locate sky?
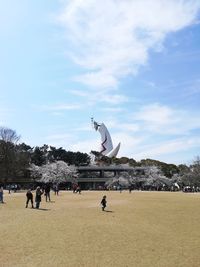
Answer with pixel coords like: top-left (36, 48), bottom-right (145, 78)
top-left (0, 0), bottom-right (200, 165)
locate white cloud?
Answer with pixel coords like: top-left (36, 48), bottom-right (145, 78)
top-left (69, 89), bottom-right (88, 97)
top-left (99, 93), bottom-right (129, 104)
top-left (44, 132), bottom-right (77, 149)
top-left (134, 103), bottom-right (200, 135)
top-left (46, 133), bottom-right (73, 141)
top-left (75, 71), bottom-right (118, 88)
top-left (70, 138), bottom-right (99, 153)
top-left (133, 136), bottom-right (200, 160)
top-left (184, 78), bottom-right (200, 96)
top-left (135, 103), bottom-right (174, 124)
top-left (119, 123), bottom-right (140, 132)
top-left (42, 103), bottom-right (82, 111)
top-left (100, 107), bottom-right (124, 113)
top-left (58, 0), bottom-right (200, 88)
top-left (70, 89), bottom-right (129, 105)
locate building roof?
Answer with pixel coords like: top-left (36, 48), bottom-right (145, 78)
top-left (77, 166), bottom-right (147, 172)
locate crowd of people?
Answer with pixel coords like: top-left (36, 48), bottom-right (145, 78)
top-left (0, 183), bottom-right (59, 209)
top-left (0, 184), bottom-right (110, 212)
top-left (26, 184), bottom-right (57, 209)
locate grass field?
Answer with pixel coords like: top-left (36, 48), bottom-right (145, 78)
top-left (0, 190), bottom-right (200, 267)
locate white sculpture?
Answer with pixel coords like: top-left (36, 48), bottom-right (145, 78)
top-left (92, 118), bottom-right (120, 158)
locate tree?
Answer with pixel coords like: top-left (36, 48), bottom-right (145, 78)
top-left (0, 141), bottom-right (32, 183)
top-left (15, 143), bottom-right (32, 179)
top-left (181, 156), bottom-right (200, 188)
top-left (143, 166), bottom-right (173, 189)
top-left (0, 127), bottom-right (20, 143)
top-left (31, 146), bottom-right (47, 166)
top-left (139, 158), bottom-right (179, 178)
top-left (0, 140), bottom-right (15, 182)
top-left (30, 161), bottom-right (78, 184)
top-left (0, 127), bottom-right (21, 183)
top-left (105, 166), bottom-right (173, 190)
top-left (31, 145), bottom-right (91, 166)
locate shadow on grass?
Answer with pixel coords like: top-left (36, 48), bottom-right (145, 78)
top-left (35, 208), bottom-right (50, 211)
top-left (104, 210), bottom-right (114, 213)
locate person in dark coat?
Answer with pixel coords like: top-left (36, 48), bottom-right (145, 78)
top-left (55, 184), bottom-right (59, 196)
top-left (72, 184), bottom-right (77, 193)
top-left (44, 184), bottom-right (51, 202)
top-left (26, 189), bottom-right (34, 208)
top-left (101, 195), bottom-right (107, 211)
top-left (0, 186), bottom-right (4, 203)
top-left (76, 186), bottom-right (81, 194)
top-left (129, 185), bottom-right (133, 193)
top-left (35, 187), bottom-right (43, 209)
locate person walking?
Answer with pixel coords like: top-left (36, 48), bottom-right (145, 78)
top-left (0, 186), bottom-right (4, 203)
top-left (35, 187), bottom-right (43, 209)
top-left (26, 189), bottom-right (34, 208)
top-left (101, 195), bottom-right (107, 211)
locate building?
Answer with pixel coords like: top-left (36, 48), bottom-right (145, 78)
top-left (77, 166), bottom-right (146, 189)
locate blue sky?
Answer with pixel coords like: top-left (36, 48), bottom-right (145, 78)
top-left (0, 0), bottom-right (200, 165)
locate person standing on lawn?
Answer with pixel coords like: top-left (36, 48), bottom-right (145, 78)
top-left (35, 186), bottom-right (43, 209)
top-left (26, 189), bottom-right (34, 208)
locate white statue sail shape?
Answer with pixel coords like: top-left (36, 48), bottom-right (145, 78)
top-left (92, 119), bottom-right (120, 157)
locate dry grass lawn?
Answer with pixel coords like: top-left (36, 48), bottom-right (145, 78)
top-left (0, 190), bottom-right (200, 267)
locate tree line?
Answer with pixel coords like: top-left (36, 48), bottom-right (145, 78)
top-left (0, 126), bottom-right (199, 188)
top-left (0, 127), bottom-right (90, 183)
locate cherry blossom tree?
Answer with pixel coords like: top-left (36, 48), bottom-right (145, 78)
top-left (105, 166), bottom-right (173, 190)
top-left (30, 160), bottom-right (78, 184)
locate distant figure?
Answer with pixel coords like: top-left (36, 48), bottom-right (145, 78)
top-left (72, 184), bottom-right (77, 193)
top-left (14, 184), bottom-right (17, 193)
top-left (0, 186), bottom-right (4, 203)
top-left (8, 184), bottom-right (11, 194)
top-left (129, 185), bottom-right (132, 193)
top-left (101, 195), bottom-right (107, 211)
top-left (44, 184), bottom-right (51, 202)
top-left (118, 185), bottom-right (122, 193)
top-left (55, 184), bottom-right (59, 196)
top-left (26, 189), bottom-right (34, 208)
top-left (35, 187), bottom-right (43, 209)
top-left (76, 186), bottom-right (81, 194)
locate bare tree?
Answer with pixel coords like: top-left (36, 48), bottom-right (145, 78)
top-left (0, 127), bottom-right (20, 143)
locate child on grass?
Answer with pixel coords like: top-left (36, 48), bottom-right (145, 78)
top-left (101, 195), bottom-right (107, 211)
